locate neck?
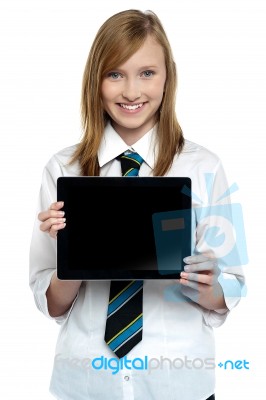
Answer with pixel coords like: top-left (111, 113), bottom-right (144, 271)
top-left (111, 121), bottom-right (156, 146)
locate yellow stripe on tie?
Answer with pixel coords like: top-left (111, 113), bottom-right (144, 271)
top-left (109, 281), bottom-right (135, 304)
top-left (124, 168), bottom-right (134, 176)
top-left (106, 313), bottom-right (143, 345)
top-left (121, 155), bottom-right (142, 166)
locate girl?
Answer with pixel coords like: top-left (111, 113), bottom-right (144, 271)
top-left (30, 9), bottom-right (244, 400)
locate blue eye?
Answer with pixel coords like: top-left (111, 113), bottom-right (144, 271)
top-left (142, 70), bottom-right (154, 78)
top-left (108, 72), bottom-right (121, 79)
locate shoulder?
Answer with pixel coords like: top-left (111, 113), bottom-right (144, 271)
top-left (172, 139), bottom-right (229, 204)
top-left (51, 144), bottom-right (79, 166)
top-left (168, 138), bottom-right (224, 180)
top-left (181, 138), bottom-right (222, 168)
top-left (183, 139), bottom-right (220, 159)
top-left (44, 144), bottom-right (81, 176)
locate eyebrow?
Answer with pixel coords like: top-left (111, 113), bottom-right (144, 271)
top-left (138, 66), bottom-right (159, 70)
top-left (111, 65), bottom-right (159, 72)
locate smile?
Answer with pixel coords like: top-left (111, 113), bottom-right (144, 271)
top-left (119, 103), bottom-right (144, 110)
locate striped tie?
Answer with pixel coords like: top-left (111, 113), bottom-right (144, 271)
top-left (117, 152), bottom-right (144, 176)
top-left (104, 152), bottom-right (144, 358)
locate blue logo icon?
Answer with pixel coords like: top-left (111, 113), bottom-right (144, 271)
top-left (192, 202), bottom-right (248, 267)
top-left (162, 173), bottom-right (248, 301)
top-left (185, 173), bottom-right (248, 268)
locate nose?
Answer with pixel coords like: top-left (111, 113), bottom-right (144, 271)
top-left (122, 78), bottom-right (141, 102)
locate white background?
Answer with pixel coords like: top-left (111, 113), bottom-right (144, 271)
top-left (0, 0), bottom-right (265, 398)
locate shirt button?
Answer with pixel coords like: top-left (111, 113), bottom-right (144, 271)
top-left (124, 375), bottom-right (130, 381)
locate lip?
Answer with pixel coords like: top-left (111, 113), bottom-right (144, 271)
top-left (116, 102), bottom-right (147, 114)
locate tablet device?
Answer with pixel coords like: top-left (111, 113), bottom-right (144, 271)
top-left (57, 177), bottom-right (191, 280)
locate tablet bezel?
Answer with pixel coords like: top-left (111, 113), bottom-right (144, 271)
top-left (57, 176), bottom-right (191, 280)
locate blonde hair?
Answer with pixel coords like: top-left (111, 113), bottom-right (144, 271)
top-left (71, 9), bottom-right (184, 176)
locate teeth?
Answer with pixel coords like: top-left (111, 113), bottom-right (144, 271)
top-left (120, 103), bottom-right (143, 110)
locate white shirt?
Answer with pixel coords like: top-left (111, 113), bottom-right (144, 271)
top-left (29, 123), bottom-right (245, 400)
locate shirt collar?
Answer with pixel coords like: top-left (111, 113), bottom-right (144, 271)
top-left (98, 121), bottom-right (157, 169)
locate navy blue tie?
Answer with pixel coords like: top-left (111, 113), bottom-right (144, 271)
top-left (104, 152), bottom-right (144, 358)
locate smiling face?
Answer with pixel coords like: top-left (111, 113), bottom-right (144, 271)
top-left (101, 35), bottom-right (166, 145)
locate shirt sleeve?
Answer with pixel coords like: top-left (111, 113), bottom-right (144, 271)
top-left (193, 158), bottom-right (246, 328)
top-left (29, 156), bottom-right (79, 324)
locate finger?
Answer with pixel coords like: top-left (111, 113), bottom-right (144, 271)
top-left (50, 201), bottom-right (64, 211)
top-left (49, 222), bottom-right (66, 239)
top-left (184, 260), bottom-right (218, 273)
top-left (38, 209), bottom-right (65, 222)
top-left (179, 278), bottom-right (203, 291)
top-left (183, 255), bottom-right (211, 264)
top-left (180, 271), bottom-right (215, 285)
top-left (40, 217), bottom-right (66, 232)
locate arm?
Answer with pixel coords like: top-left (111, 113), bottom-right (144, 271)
top-left (38, 201), bottom-right (82, 318)
top-left (29, 153), bottom-right (82, 323)
top-left (46, 272), bottom-right (82, 317)
top-left (179, 158), bottom-right (245, 323)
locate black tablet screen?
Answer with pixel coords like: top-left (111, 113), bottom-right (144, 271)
top-left (57, 177), bottom-right (191, 280)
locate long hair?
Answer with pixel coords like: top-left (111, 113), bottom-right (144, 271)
top-left (71, 9), bottom-right (184, 176)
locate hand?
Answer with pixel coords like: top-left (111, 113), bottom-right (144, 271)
top-left (38, 201), bottom-right (66, 239)
top-left (178, 254), bottom-right (228, 311)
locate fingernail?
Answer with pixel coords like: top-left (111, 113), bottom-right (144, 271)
top-left (58, 211), bottom-right (65, 216)
top-left (184, 266), bottom-right (190, 272)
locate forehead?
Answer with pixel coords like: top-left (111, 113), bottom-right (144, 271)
top-left (117, 36), bottom-right (165, 69)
